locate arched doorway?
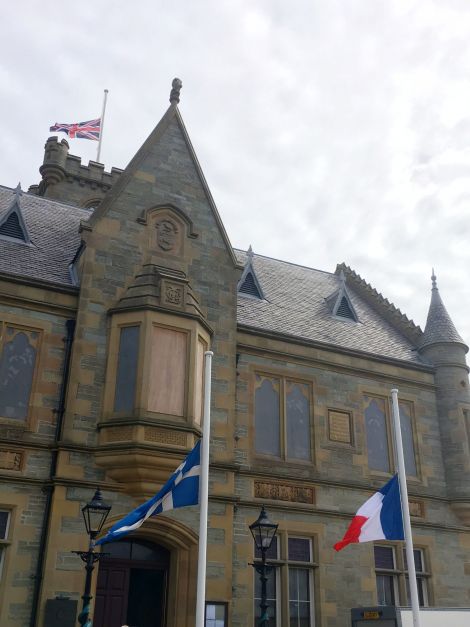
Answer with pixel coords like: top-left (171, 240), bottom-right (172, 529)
top-left (94, 539), bottom-right (170, 627)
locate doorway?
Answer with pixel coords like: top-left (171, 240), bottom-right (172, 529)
top-left (94, 539), bottom-right (169, 627)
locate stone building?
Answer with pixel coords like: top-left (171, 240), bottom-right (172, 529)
top-left (0, 80), bottom-right (468, 627)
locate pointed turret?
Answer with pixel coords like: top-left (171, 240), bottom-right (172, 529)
top-left (418, 270), bottom-right (467, 350)
top-left (418, 271), bottom-right (470, 526)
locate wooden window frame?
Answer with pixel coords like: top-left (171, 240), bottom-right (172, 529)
top-left (205, 601), bottom-right (228, 626)
top-left (253, 533), bottom-right (318, 627)
top-left (253, 372), bottom-right (314, 464)
top-left (374, 544), bottom-right (431, 607)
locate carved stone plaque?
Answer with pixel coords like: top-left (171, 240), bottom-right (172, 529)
top-left (254, 480), bottom-right (315, 504)
top-left (161, 281), bottom-right (184, 307)
top-left (409, 500), bottom-right (424, 518)
top-left (156, 219), bottom-right (178, 252)
top-left (0, 449), bottom-right (22, 470)
top-left (328, 410), bottom-right (352, 444)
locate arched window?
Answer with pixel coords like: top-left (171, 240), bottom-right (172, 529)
top-left (0, 328), bottom-right (38, 420)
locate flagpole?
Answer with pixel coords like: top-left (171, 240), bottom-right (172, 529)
top-left (96, 89), bottom-right (108, 163)
top-left (195, 351), bottom-right (213, 627)
top-left (391, 389), bottom-right (421, 627)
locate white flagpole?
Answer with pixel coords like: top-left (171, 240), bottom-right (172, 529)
top-left (391, 389), bottom-right (421, 627)
top-left (96, 89), bottom-right (108, 163)
top-left (195, 351), bottom-right (213, 627)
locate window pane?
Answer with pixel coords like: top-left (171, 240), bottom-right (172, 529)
top-left (374, 546), bottom-right (395, 570)
top-left (206, 602), bottom-right (226, 626)
top-left (403, 548), bottom-right (424, 573)
top-left (289, 568), bottom-right (311, 627)
top-left (288, 538), bottom-right (311, 562)
top-left (286, 382), bottom-right (311, 460)
top-left (114, 326), bottom-right (139, 412)
top-left (255, 376), bottom-right (280, 456)
top-left (376, 574), bottom-right (396, 606)
top-left (0, 512), bottom-right (9, 539)
top-left (406, 576), bottom-right (427, 606)
top-left (364, 396), bottom-right (390, 472)
top-left (0, 329), bottom-right (37, 420)
top-left (399, 402), bottom-right (417, 476)
top-left (148, 327), bottom-right (187, 416)
top-left (255, 536), bottom-right (278, 561)
top-left (254, 568), bottom-right (277, 627)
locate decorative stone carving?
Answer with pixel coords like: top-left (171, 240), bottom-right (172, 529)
top-left (156, 219), bottom-right (179, 252)
top-left (162, 281), bottom-right (184, 307)
top-left (254, 480), bottom-right (315, 504)
top-left (144, 427), bottom-right (187, 446)
top-left (0, 449), bottom-right (22, 470)
top-left (105, 426), bottom-right (133, 442)
top-left (328, 410), bottom-right (352, 444)
top-left (409, 500), bottom-right (424, 518)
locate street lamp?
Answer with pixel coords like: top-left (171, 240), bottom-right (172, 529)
top-left (73, 488), bottom-right (111, 627)
top-left (249, 506), bottom-right (278, 627)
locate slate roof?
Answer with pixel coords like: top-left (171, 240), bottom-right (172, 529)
top-left (0, 185), bottom-right (88, 287)
top-left (418, 280), bottom-right (466, 349)
top-left (235, 250), bottom-right (425, 365)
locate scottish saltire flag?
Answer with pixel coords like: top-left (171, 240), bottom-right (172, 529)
top-left (49, 118), bottom-right (101, 141)
top-left (96, 440), bottom-right (201, 545)
top-left (334, 474), bottom-right (404, 551)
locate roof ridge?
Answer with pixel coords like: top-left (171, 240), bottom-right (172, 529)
top-left (234, 248), bottom-right (335, 276)
top-left (336, 262), bottom-right (423, 345)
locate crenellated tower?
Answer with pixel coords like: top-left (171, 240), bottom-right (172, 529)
top-left (418, 271), bottom-right (470, 524)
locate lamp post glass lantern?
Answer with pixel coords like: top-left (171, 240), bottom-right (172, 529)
top-left (250, 506), bottom-right (278, 627)
top-left (73, 488), bottom-right (111, 627)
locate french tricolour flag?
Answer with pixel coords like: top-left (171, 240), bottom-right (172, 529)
top-left (334, 474), bottom-right (404, 551)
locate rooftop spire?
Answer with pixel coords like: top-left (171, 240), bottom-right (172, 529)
top-left (169, 78), bottom-right (183, 104)
top-left (418, 271), bottom-right (467, 350)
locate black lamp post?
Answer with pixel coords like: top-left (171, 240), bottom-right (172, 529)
top-left (73, 488), bottom-right (111, 627)
top-left (249, 506), bottom-right (278, 627)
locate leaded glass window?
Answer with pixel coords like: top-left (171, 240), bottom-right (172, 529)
top-left (364, 396), bottom-right (390, 472)
top-left (255, 375), bottom-right (312, 461)
top-left (399, 401), bottom-right (417, 477)
top-left (114, 325), bottom-right (140, 412)
top-left (0, 326), bottom-right (39, 420)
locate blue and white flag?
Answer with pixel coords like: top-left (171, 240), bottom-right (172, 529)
top-left (96, 440), bottom-right (201, 545)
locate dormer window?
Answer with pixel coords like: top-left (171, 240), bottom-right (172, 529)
top-left (238, 246), bottom-right (264, 300)
top-left (0, 184), bottom-right (31, 244)
top-left (326, 271), bottom-right (358, 322)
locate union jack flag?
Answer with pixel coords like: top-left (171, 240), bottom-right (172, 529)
top-left (49, 118), bottom-right (101, 141)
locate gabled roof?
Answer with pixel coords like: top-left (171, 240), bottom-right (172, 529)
top-left (236, 250), bottom-right (426, 365)
top-left (238, 246), bottom-right (264, 299)
top-left (0, 185), bottom-right (89, 287)
top-left (325, 270), bottom-right (358, 321)
top-left (418, 272), bottom-right (467, 350)
top-left (86, 92), bottom-right (242, 270)
top-left (0, 184), bottom-right (31, 244)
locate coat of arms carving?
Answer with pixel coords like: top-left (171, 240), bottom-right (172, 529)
top-left (156, 219), bottom-right (178, 251)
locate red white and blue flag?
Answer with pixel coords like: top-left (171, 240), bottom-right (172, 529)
top-left (49, 118), bottom-right (101, 141)
top-left (334, 474), bottom-right (404, 551)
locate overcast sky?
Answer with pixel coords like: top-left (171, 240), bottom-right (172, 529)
top-left (2, 0), bottom-right (470, 344)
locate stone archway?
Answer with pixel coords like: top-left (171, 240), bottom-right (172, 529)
top-left (96, 515), bottom-right (199, 627)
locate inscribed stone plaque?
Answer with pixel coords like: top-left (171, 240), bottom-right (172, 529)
top-left (328, 410), bottom-right (352, 444)
top-left (0, 449), bottom-right (22, 470)
top-left (254, 480), bottom-right (315, 504)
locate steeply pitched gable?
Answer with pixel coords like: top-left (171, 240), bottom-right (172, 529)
top-left (0, 184), bottom-right (31, 244)
top-left (238, 246), bottom-right (264, 299)
top-left (325, 271), bottom-right (358, 321)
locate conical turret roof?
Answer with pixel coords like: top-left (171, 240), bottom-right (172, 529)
top-left (418, 271), bottom-right (467, 350)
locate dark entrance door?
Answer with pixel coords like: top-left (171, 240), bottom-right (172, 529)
top-left (94, 539), bottom-right (170, 627)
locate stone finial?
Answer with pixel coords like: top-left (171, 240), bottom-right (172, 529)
top-left (431, 268), bottom-right (437, 290)
top-left (14, 182), bottom-right (22, 199)
top-left (169, 78), bottom-right (183, 104)
top-left (247, 245), bottom-right (254, 260)
top-left (339, 269), bottom-right (346, 285)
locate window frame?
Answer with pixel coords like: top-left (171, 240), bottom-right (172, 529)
top-left (0, 510), bottom-right (11, 581)
top-left (204, 601), bottom-right (228, 627)
top-left (374, 544), bottom-right (431, 608)
top-left (253, 532), bottom-right (317, 627)
top-left (253, 371), bottom-right (314, 464)
top-left (363, 393), bottom-right (420, 480)
top-left (0, 321), bottom-right (42, 425)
